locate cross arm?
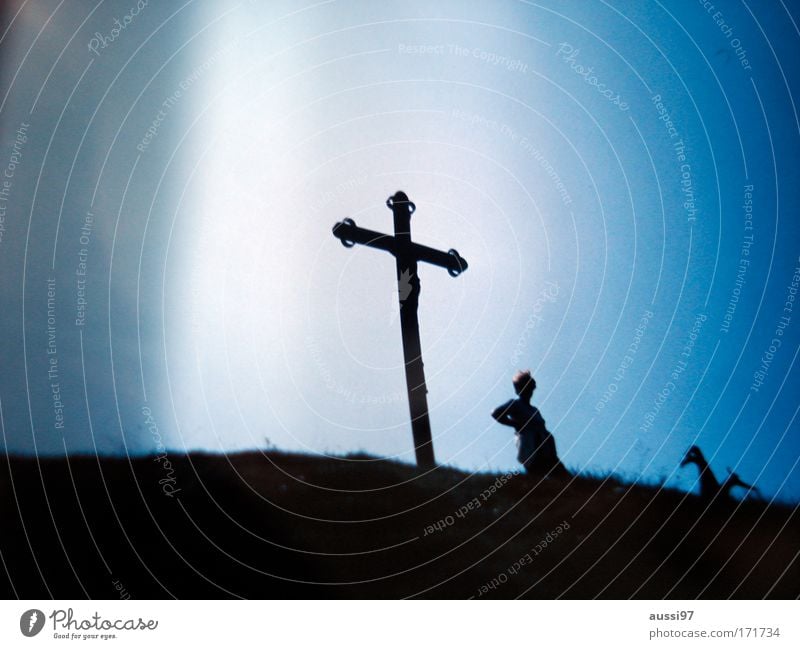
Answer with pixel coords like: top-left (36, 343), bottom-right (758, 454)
top-left (332, 219), bottom-right (397, 255)
top-left (407, 242), bottom-right (468, 277)
top-left (332, 217), bottom-right (468, 276)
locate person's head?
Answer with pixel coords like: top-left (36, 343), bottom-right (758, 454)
top-left (681, 445), bottom-right (702, 467)
top-left (512, 370), bottom-right (536, 400)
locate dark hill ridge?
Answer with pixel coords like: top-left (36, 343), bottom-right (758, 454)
top-left (0, 451), bottom-right (797, 598)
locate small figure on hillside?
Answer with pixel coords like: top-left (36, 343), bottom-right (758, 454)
top-left (680, 446), bottom-right (720, 499)
top-left (680, 445), bottom-right (762, 501)
top-left (722, 468), bottom-right (762, 500)
top-left (491, 371), bottom-right (568, 477)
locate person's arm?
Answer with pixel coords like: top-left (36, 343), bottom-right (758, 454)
top-left (491, 400), bottom-right (515, 426)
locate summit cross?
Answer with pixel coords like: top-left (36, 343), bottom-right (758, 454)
top-left (332, 191), bottom-right (468, 469)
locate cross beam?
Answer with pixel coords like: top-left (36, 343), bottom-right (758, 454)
top-left (332, 191), bottom-right (467, 469)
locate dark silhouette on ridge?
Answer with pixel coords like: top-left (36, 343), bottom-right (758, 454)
top-left (492, 371), bottom-right (568, 477)
top-left (681, 446), bottom-right (721, 498)
top-left (722, 468), bottom-right (762, 500)
top-left (680, 445), bottom-right (760, 501)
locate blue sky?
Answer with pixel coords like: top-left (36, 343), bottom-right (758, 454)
top-left (1, 0), bottom-right (798, 501)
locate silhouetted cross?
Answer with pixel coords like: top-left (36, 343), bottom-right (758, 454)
top-left (332, 191), bottom-right (468, 469)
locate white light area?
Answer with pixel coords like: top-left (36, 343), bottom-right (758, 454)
top-left (160, 3), bottom-right (581, 466)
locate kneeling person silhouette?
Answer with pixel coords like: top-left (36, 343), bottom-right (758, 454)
top-left (492, 371), bottom-right (568, 477)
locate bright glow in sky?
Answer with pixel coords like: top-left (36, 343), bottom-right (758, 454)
top-left (1, 1), bottom-right (798, 501)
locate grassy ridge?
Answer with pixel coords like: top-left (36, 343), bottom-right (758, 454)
top-left (0, 451), bottom-right (797, 598)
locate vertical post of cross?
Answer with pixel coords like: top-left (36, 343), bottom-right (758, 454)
top-left (389, 192), bottom-right (435, 469)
